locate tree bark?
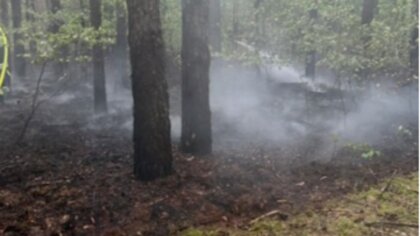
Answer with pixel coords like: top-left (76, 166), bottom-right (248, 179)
top-left (209, 0), bottom-right (222, 52)
top-left (232, 0), bottom-right (239, 50)
top-left (361, 0), bottom-right (378, 25)
top-left (115, 0), bottom-right (129, 87)
top-left (79, 0), bottom-right (87, 27)
top-left (254, 0), bottom-right (265, 48)
top-left (90, 0), bottom-right (107, 113)
top-left (49, 0), bottom-right (62, 33)
top-left (126, 0), bottom-right (173, 181)
top-left (305, 8), bottom-right (318, 80)
top-left (410, 0), bottom-right (418, 77)
top-left (360, 0), bottom-right (377, 80)
top-left (11, 0), bottom-right (26, 79)
top-left (25, 0), bottom-right (37, 58)
top-left (181, 0), bottom-right (212, 155)
top-left (361, 0), bottom-right (377, 47)
top-left (48, 0), bottom-right (69, 78)
top-left (1, 0), bottom-right (9, 28)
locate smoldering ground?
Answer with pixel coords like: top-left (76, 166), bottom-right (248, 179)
top-left (4, 57), bottom-right (417, 166)
top-left (207, 58), bottom-right (418, 163)
top-left (95, 57), bottom-right (418, 163)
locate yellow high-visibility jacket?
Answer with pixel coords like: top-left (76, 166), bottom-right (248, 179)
top-left (0, 25), bottom-right (9, 96)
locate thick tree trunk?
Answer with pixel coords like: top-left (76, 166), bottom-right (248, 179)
top-left (90, 0), bottom-right (107, 113)
top-left (410, 0), bottom-right (418, 77)
top-left (11, 0), bottom-right (26, 79)
top-left (181, 0), bottom-right (212, 155)
top-left (209, 0), bottom-right (222, 52)
top-left (305, 8), bottom-right (318, 80)
top-left (126, 0), bottom-right (173, 181)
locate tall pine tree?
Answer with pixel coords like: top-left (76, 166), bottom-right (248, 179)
top-left (126, 0), bottom-right (173, 181)
top-left (181, 0), bottom-right (212, 155)
top-left (90, 0), bottom-right (108, 113)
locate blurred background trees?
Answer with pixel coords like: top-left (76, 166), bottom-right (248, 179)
top-left (0, 0), bottom-right (416, 83)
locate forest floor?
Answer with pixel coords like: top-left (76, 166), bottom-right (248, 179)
top-left (181, 173), bottom-right (418, 236)
top-left (0, 75), bottom-right (418, 236)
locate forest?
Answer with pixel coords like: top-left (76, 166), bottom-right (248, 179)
top-left (0, 0), bottom-right (418, 235)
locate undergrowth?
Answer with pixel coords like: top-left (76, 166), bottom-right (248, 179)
top-left (180, 173), bottom-right (419, 236)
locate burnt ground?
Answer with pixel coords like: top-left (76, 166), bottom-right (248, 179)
top-left (0, 72), bottom-right (418, 236)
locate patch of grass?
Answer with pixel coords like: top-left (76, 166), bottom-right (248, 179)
top-left (179, 173), bottom-right (418, 236)
top-left (250, 220), bottom-right (283, 234)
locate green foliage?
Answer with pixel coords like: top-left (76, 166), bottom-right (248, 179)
top-left (361, 148), bottom-right (382, 160)
top-left (161, 0), bottom-right (182, 54)
top-left (18, 0), bottom-right (117, 64)
top-left (181, 228), bottom-right (220, 236)
top-left (345, 143), bottom-right (381, 160)
top-left (210, 0), bottom-right (416, 81)
top-left (397, 125), bottom-right (413, 138)
top-left (250, 220), bottom-right (284, 234)
top-left (12, 0), bottom-right (417, 82)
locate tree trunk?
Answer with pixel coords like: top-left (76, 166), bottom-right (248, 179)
top-left (361, 0), bottom-right (377, 47)
top-left (305, 8), bottom-right (318, 80)
top-left (360, 0), bottom-right (377, 80)
top-left (361, 0), bottom-right (378, 25)
top-left (48, 0), bottom-right (69, 78)
top-left (232, 0), bottom-right (239, 50)
top-left (115, 1), bottom-right (129, 87)
top-left (77, 0), bottom-right (88, 82)
top-left (126, 0), bottom-right (173, 181)
top-left (181, 0), bottom-right (212, 155)
top-left (11, 0), bottom-right (26, 79)
top-left (34, 0), bottom-right (47, 12)
top-left (90, 0), bottom-right (107, 113)
top-left (79, 0), bottom-right (87, 27)
top-left (25, 0), bottom-right (37, 60)
top-left (1, 0), bottom-right (9, 28)
top-left (49, 0), bottom-right (62, 33)
top-left (254, 0), bottom-right (265, 48)
top-left (209, 0), bottom-right (222, 52)
top-left (410, 0), bottom-right (418, 77)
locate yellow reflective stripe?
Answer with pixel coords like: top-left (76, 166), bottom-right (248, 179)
top-left (0, 25), bottom-right (9, 89)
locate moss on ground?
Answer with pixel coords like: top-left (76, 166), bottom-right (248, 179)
top-left (180, 173), bottom-right (418, 236)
